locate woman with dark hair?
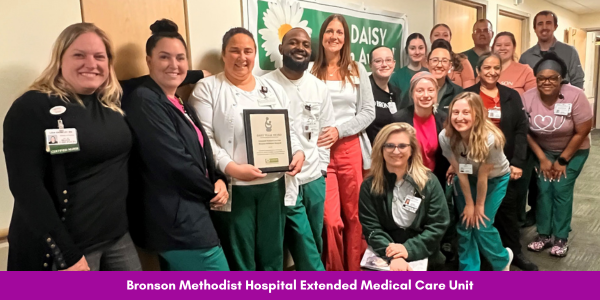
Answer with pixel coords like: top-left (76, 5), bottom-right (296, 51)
top-left (310, 14), bottom-right (375, 271)
top-left (190, 27), bottom-right (304, 270)
top-left (429, 24), bottom-right (475, 88)
top-left (123, 19), bottom-right (229, 270)
top-left (493, 32), bottom-right (536, 97)
top-left (359, 123), bottom-right (449, 271)
top-left (524, 53), bottom-right (592, 257)
top-left (390, 33), bottom-right (428, 104)
top-left (427, 39), bottom-right (463, 114)
top-left (464, 52), bottom-right (537, 271)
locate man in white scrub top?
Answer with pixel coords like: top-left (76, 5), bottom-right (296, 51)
top-left (264, 28), bottom-right (335, 271)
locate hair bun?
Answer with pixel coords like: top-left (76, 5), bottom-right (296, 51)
top-left (150, 19), bottom-right (178, 35)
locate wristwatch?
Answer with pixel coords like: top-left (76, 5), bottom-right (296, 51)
top-left (557, 157), bottom-right (569, 166)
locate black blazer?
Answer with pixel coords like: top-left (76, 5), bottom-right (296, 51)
top-left (122, 77), bottom-right (226, 252)
top-left (464, 82), bottom-right (528, 168)
top-left (396, 106), bottom-right (449, 190)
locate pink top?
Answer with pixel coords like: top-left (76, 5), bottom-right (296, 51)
top-left (449, 58), bottom-right (475, 88)
top-left (168, 96), bottom-right (204, 147)
top-left (413, 113), bottom-right (438, 170)
top-left (522, 84), bottom-right (592, 151)
top-left (498, 62), bottom-right (536, 98)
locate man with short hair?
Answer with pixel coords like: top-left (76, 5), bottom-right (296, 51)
top-left (520, 10), bottom-right (584, 88)
top-left (263, 28), bottom-right (335, 271)
top-left (462, 19), bottom-right (494, 76)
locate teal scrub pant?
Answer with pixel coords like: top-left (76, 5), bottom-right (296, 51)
top-left (455, 173), bottom-right (510, 271)
top-left (535, 149), bottom-right (589, 240)
top-left (285, 177), bottom-right (326, 271)
top-left (158, 246), bottom-right (229, 271)
top-left (212, 177), bottom-right (285, 271)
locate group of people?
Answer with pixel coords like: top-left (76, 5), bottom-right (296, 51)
top-left (3, 9), bottom-right (591, 272)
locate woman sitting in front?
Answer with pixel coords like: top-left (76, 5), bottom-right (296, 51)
top-left (439, 92), bottom-right (513, 271)
top-left (359, 123), bottom-right (449, 271)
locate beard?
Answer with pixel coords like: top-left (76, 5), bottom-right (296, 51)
top-left (282, 52), bottom-right (310, 72)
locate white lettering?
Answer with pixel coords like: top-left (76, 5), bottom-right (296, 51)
top-left (372, 28), bottom-right (380, 45)
top-left (351, 24), bottom-right (360, 43)
top-left (380, 28), bottom-right (387, 45)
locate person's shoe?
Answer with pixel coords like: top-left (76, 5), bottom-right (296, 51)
top-left (511, 252), bottom-right (539, 271)
top-left (550, 239), bottom-right (568, 257)
top-left (528, 235), bottom-right (552, 252)
top-left (502, 247), bottom-right (513, 271)
top-left (522, 211), bottom-right (536, 228)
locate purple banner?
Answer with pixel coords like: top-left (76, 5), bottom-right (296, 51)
top-left (1, 271), bottom-right (597, 299)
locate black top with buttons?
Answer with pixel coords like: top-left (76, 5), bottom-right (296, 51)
top-left (3, 91), bottom-right (131, 270)
top-left (366, 74), bottom-right (403, 144)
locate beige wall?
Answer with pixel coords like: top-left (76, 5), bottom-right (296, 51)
top-left (0, 0), bottom-right (82, 230)
top-left (579, 13), bottom-right (600, 30)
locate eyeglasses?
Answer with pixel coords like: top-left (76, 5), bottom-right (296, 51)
top-left (428, 58), bottom-right (451, 66)
top-left (536, 75), bottom-right (561, 84)
top-left (473, 29), bottom-right (492, 34)
top-left (383, 143), bottom-right (411, 152)
top-left (372, 58), bottom-right (395, 66)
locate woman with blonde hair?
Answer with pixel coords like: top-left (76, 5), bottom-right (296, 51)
top-left (439, 92), bottom-right (513, 271)
top-left (3, 23), bottom-right (141, 270)
top-left (359, 123), bottom-right (449, 271)
top-left (310, 14), bottom-right (375, 271)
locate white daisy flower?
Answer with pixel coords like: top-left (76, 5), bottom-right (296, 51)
top-left (258, 0), bottom-right (312, 68)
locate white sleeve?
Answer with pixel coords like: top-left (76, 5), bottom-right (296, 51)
top-left (337, 63), bottom-right (375, 138)
top-left (318, 88), bottom-right (336, 172)
top-left (189, 79), bottom-right (234, 173)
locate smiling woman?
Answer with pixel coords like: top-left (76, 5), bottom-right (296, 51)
top-left (3, 23), bottom-right (140, 271)
top-left (121, 19), bottom-right (230, 271)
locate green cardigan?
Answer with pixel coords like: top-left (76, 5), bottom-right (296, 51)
top-left (359, 170), bottom-right (450, 270)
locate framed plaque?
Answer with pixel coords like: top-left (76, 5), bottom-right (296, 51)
top-left (243, 109), bottom-right (292, 173)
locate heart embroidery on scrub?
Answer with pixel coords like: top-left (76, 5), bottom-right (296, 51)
top-left (532, 114), bottom-right (565, 132)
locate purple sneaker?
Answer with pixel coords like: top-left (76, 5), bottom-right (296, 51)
top-left (527, 235), bottom-right (552, 252)
top-left (550, 239), bottom-right (568, 257)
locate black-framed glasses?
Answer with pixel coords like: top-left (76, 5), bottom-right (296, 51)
top-left (383, 143), bottom-right (410, 152)
top-left (536, 75), bottom-right (561, 84)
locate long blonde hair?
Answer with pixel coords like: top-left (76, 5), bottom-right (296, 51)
top-left (310, 14), bottom-right (358, 87)
top-left (29, 23), bottom-right (123, 113)
top-left (444, 92), bottom-right (505, 163)
top-left (370, 123), bottom-right (430, 195)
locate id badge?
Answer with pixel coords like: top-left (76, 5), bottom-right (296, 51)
top-left (303, 119), bottom-right (319, 134)
top-left (459, 164), bottom-right (473, 174)
top-left (211, 183), bottom-right (232, 212)
top-left (388, 102), bottom-right (398, 114)
top-left (488, 107), bottom-right (501, 119)
top-left (257, 96), bottom-right (277, 107)
top-left (402, 195), bottom-right (422, 213)
top-left (554, 103), bottom-right (572, 116)
top-left (45, 128), bottom-right (80, 155)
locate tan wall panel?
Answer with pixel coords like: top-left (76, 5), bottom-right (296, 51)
top-left (81, 0), bottom-right (188, 80)
top-left (568, 28), bottom-right (587, 67)
top-left (498, 14), bottom-right (523, 57)
top-left (436, 1), bottom-right (478, 53)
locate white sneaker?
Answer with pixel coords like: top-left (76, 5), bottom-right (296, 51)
top-left (503, 247), bottom-right (513, 271)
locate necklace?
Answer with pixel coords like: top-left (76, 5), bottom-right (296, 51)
top-left (328, 66), bottom-right (339, 77)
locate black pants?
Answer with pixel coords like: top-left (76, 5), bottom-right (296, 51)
top-left (494, 178), bottom-right (522, 255)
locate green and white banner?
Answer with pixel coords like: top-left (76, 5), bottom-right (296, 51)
top-left (243, 0), bottom-right (408, 74)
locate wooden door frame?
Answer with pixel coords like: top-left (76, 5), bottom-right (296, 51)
top-left (496, 5), bottom-right (530, 51)
top-left (435, 0), bottom-right (487, 24)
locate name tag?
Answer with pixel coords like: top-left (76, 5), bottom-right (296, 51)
top-left (257, 96), bottom-right (277, 107)
top-left (388, 102), bottom-right (398, 114)
top-left (45, 128), bottom-right (80, 155)
top-left (303, 118), bottom-right (319, 134)
top-left (554, 103), bottom-right (572, 116)
top-left (402, 195), bottom-right (422, 213)
top-left (459, 164), bottom-right (473, 174)
top-left (488, 107), bottom-right (501, 119)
